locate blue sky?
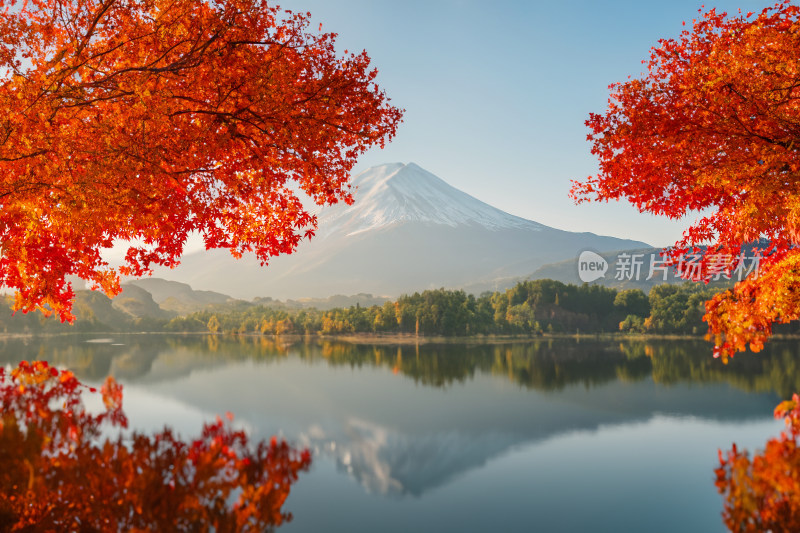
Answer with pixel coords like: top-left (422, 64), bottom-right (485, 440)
top-left (280, 0), bottom-right (771, 247)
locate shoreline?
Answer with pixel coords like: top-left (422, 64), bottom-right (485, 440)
top-left (3, 330), bottom-right (800, 346)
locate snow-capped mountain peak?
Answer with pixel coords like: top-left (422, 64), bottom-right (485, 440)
top-left (318, 162), bottom-right (544, 237)
top-left (147, 161), bottom-right (651, 300)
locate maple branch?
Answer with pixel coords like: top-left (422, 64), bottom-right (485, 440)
top-left (0, 149), bottom-right (49, 162)
top-left (74, 0), bottom-right (118, 57)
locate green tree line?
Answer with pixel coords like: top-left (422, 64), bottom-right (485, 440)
top-left (2, 279), bottom-right (797, 338)
top-left (179, 280), bottom-right (737, 337)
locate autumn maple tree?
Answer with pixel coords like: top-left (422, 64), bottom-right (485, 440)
top-left (570, 1), bottom-right (800, 361)
top-left (0, 0), bottom-right (402, 321)
top-left (0, 360), bottom-right (311, 530)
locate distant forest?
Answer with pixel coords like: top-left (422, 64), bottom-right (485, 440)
top-left (3, 278), bottom-right (796, 338)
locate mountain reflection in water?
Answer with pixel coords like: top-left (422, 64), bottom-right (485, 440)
top-left (0, 335), bottom-right (789, 532)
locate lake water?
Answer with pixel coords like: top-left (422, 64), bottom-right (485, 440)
top-left (0, 334), bottom-right (792, 532)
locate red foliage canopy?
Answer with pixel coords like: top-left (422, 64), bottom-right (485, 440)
top-left (0, 0), bottom-right (402, 320)
top-left (570, 1), bottom-right (800, 360)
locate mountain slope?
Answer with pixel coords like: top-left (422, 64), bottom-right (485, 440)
top-left (146, 163), bottom-right (650, 299)
top-left (124, 278), bottom-right (241, 314)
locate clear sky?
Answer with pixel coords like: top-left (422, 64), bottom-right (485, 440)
top-left (279, 0), bottom-right (772, 247)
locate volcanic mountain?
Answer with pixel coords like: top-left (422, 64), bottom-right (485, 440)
top-left (146, 163), bottom-right (650, 299)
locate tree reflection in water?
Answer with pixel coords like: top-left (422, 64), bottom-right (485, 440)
top-left (0, 360), bottom-right (310, 531)
top-left (717, 394), bottom-right (800, 532)
top-left (3, 335), bottom-right (800, 398)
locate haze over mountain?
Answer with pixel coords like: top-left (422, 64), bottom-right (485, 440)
top-left (145, 163), bottom-right (650, 299)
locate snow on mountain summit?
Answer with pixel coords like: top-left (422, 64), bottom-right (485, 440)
top-left (317, 162), bottom-right (545, 237)
top-left (147, 161), bottom-right (651, 299)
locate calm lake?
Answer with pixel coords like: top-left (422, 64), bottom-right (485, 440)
top-left (0, 334), bottom-right (793, 532)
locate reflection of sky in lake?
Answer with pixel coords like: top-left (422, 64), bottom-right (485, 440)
top-left (0, 336), bottom-right (788, 532)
